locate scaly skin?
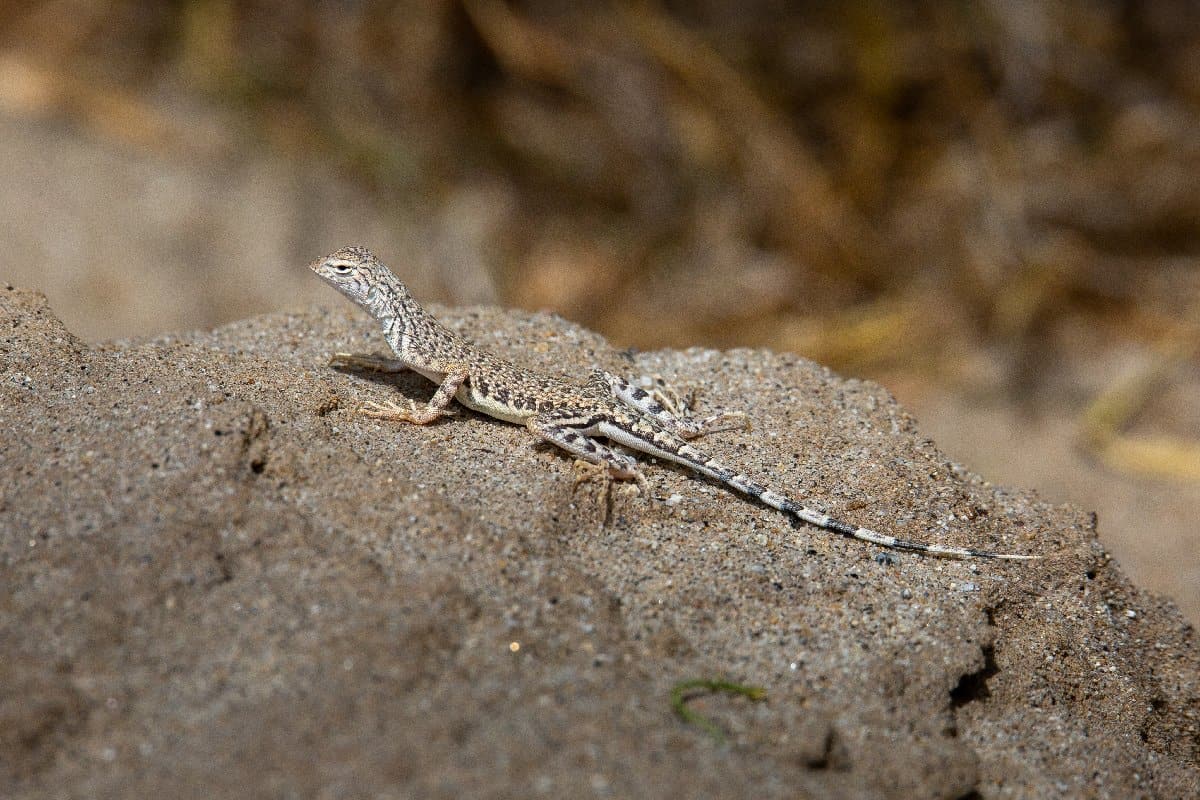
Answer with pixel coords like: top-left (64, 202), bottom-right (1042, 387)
top-left (311, 245), bottom-right (1037, 561)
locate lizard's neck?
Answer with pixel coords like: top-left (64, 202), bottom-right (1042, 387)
top-left (362, 272), bottom-right (463, 360)
top-left (365, 273), bottom-right (420, 344)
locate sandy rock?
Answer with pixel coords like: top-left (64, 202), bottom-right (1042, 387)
top-left (1, 285), bottom-right (1197, 798)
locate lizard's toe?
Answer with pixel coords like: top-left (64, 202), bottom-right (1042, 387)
top-left (572, 458), bottom-right (609, 487)
top-left (359, 399), bottom-right (419, 421)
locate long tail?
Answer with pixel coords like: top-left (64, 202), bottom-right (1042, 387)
top-left (604, 420), bottom-right (1037, 560)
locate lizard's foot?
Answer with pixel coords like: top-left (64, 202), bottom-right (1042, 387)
top-left (572, 458), bottom-right (609, 488)
top-left (359, 399), bottom-right (457, 424)
top-left (331, 353), bottom-right (409, 373)
top-left (628, 469), bottom-right (650, 495)
top-left (360, 399), bottom-right (420, 422)
top-left (638, 373), bottom-right (697, 417)
top-left (602, 371), bottom-right (752, 440)
top-left (638, 376), bottom-right (751, 436)
top-left (572, 459), bottom-right (649, 495)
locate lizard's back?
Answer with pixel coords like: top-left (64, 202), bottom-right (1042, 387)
top-left (402, 308), bottom-right (611, 423)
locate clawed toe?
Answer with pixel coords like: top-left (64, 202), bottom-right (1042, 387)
top-left (572, 458), bottom-right (608, 487)
top-left (572, 459), bottom-right (648, 495)
top-left (721, 411), bottom-right (752, 432)
top-left (356, 396), bottom-right (459, 424)
top-left (359, 399), bottom-right (418, 421)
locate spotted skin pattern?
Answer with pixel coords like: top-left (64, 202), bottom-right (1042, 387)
top-left (311, 245), bottom-right (1036, 561)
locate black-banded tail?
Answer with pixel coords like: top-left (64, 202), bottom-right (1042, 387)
top-left (601, 419), bottom-right (1037, 561)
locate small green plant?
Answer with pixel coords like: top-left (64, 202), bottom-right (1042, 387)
top-left (670, 679), bottom-right (767, 743)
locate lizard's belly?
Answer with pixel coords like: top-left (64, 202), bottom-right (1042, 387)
top-left (455, 385), bottom-right (534, 425)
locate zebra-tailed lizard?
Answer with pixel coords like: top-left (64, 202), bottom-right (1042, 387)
top-left (311, 245), bottom-right (1036, 560)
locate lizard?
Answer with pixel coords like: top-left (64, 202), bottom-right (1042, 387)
top-left (310, 245), bottom-right (1036, 561)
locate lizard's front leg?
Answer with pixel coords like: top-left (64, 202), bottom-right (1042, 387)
top-left (361, 371), bottom-right (467, 425)
top-left (330, 352), bottom-right (411, 373)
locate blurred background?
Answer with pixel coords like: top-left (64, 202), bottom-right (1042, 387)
top-left (1, 0), bottom-right (1196, 621)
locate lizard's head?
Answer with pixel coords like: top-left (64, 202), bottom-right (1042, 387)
top-left (309, 245), bottom-right (410, 317)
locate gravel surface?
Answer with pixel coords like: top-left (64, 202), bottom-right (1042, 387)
top-left (2, 285), bottom-right (1197, 798)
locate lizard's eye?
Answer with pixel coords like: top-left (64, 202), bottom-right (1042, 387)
top-left (330, 264), bottom-right (354, 275)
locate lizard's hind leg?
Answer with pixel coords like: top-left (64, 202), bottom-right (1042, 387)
top-left (636, 373), bottom-right (695, 417)
top-left (597, 371), bottom-right (750, 439)
top-left (528, 414), bottom-right (649, 491)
